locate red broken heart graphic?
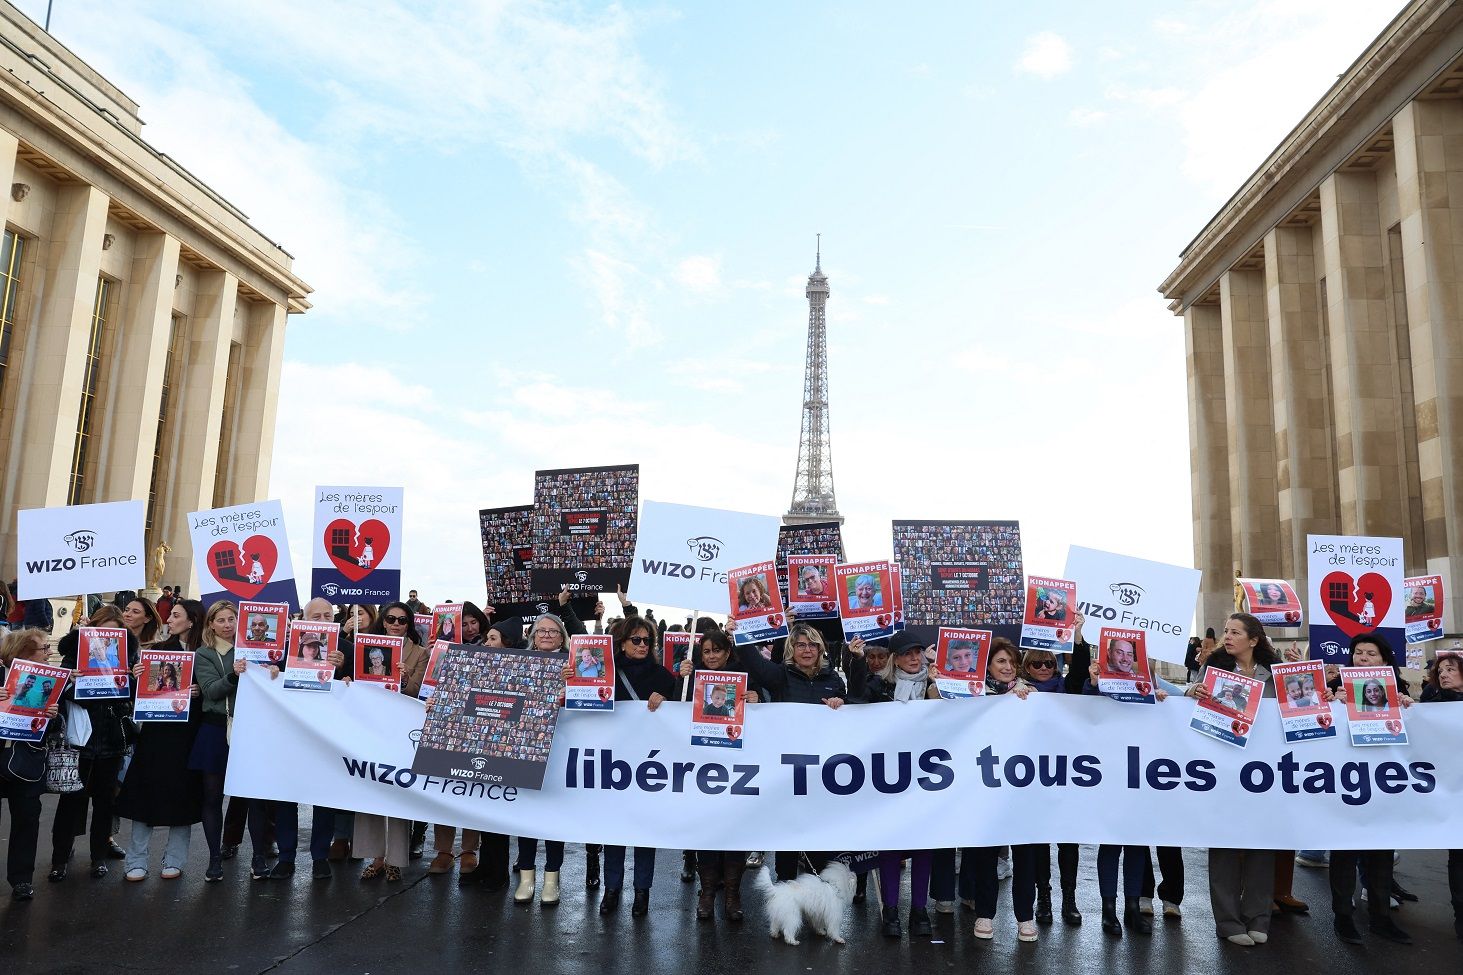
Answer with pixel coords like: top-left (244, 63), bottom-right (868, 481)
top-left (1230, 719), bottom-right (1251, 736)
top-left (1136, 681), bottom-right (1152, 697)
top-left (317, 670), bottom-right (332, 684)
top-left (768, 613), bottom-right (783, 628)
top-left (598, 687), bottom-right (613, 702)
top-left (821, 601), bottom-right (835, 613)
top-left (205, 536), bottom-right (278, 599)
top-left (727, 725), bottom-right (741, 740)
top-left (324, 519), bottom-right (391, 581)
top-left (1316, 713), bottom-right (1332, 729)
top-left (1319, 571), bottom-right (1392, 639)
top-left (1385, 719), bottom-right (1402, 735)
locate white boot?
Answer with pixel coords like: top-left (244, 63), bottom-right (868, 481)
top-left (514, 869), bottom-right (535, 903)
top-left (541, 870), bottom-right (560, 905)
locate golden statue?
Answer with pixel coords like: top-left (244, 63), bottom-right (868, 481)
top-left (150, 541), bottom-right (171, 591)
top-left (1234, 568), bottom-right (1245, 612)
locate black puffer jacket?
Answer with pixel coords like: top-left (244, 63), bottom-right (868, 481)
top-left (738, 648), bottom-right (859, 704)
top-left (57, 628), bottom-right (138, 759)
top-left (613, 653), bottom-right (678, 702)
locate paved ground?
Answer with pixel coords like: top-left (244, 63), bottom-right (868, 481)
top-left (2, 796), bottom-right (1460, 974)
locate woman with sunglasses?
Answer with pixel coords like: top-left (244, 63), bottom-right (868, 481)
top-left (566, 615), bottom-right (675, 917)
top-left (1019, 646), bottom-right (1084, 927)
top-left (351, 603), bottom-right (425, 883)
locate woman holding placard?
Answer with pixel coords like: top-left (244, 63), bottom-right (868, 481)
top-left (515, 611), bottom-right (574, 903)
top-left (117, 599), bottom-right (204, 882)
top-left (1422, 652), bottom-right (1463, 940)
top-left (49, 605), bottom-right (139, 882)
top-left (1323, 633), bottom-right (1414, 945)
top-left (0, 628), bottom-right (61, 901)
top-left (1184, 613), bottom-right (1278, 946)
top-left (190, 600), bottom-right (241, 882)
top-left (678, 627), bottom-right (761, 921)
top-left (568, 616), bottom-right (675, 918)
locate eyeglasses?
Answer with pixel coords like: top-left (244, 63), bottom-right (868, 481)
top-left (627, 636), bottom-right (651, 646)
top-left (383, 614), bottom-right (410, 625)
top-left (792, 641), bottom-right (817, 650)
top-left (1028, 660), bottom-right (1056, 670)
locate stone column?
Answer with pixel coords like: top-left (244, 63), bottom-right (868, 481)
top-left (162, 268), bottom-right (236, 588)
top-left (11, 183), bottom-right (110, 510)
top-left (1219, 267), bottom-right (1281, 580)
top-left (1392, 97), bottom-right (1463, 634)
top-left (1317, 171), bottom-right (1410, 539)
top-left (225, 299), bottom-right (287, 506)
top-left (1264, 224), bottom-right (1337, 593)
top-left (1185, 303), bottom-right (1233, 630)
top-left (97, 231), bottom-right (181, 502)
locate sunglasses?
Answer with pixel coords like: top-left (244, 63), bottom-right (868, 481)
top-left (1027, 660), bottom-right (1057, 669)
top-left (383, 614), bottom-right (410, 624)
top-left (626, 636), bottom-right (651, 646)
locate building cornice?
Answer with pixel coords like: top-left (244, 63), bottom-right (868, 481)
top-left (1158, 0), bottom-right (1462, 314)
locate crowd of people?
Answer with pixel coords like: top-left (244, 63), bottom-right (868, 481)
top-left (2, 586), bottom-right (1461, 952)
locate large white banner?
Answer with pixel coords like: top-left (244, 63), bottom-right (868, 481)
top-left (228, 668), bottom-right (1463, 850)
top-left (16, 500), bottom-right (145, 600)
top-left (188, 500), bottom-right (300, 612)
top-left (1064, 545), bottom-right (1201, 665)
top-left (1307, 534), bottom-right (1405, 665)
top-left (626, 501), bottom-right (780, 611)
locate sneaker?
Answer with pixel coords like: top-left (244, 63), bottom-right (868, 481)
top-left (1162, 900), bottom-right (1183, 918)
top-left (268, 861), bottom-right (296, 881)
top-left (1018, 920), bottom-right (1038, 942)
top-left (995, 858), bottom-right (1012, 881)
top-left (974, 917), bottom-right (994, 939)
top-left (205, 858), bottom-right (224, 883)
top-left (250, 857), bottom-right (271, 881)
top-left (934, 900), bottom-right (956, 915)
top-left (11, 883), bottom-right (34, 901)
top-left (312, 860), bottom-right (333, 880)
top-left (1138, 896), bottom-right (1154, 916)
top-left (220, 844), bottom-right (239, 861)
top-left (160, 867), bottom-right (182, 880)
top-left (1226, 933), bottom-right (1255, 946)
top-left (125, 868), bottom-right (147, 882)
top-left (1248, 930), bottom-right (1269, 944)
top-left (1294, 852), bottom-right (1328, 868)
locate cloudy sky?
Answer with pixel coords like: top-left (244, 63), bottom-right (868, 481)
top-left (18, 0), bottom-right (1402, 607)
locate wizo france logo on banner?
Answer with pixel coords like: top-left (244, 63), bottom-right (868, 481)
top-left (1063, 545), bottom-right (1201, 665)
top-left (628, 501), bottom-right (780, 610)
top-left (1306, 534), bottom-right (1403, 664)
top-left (310, 487), bottom-right (403, 602)
top-left (17, 500), bottom-right (145, 600)
top-left (188, 500), bottom-right (300, 612)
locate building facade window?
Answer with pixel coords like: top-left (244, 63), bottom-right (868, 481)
top-left (67, 276), bottom-right (113, 505)
top-left (146, 315), bottom-right (186, 542)
top-left (0, 228), bottom-right (26, 425)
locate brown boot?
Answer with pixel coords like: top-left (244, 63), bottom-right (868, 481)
top-left (697, 862), bottom-right (720, 920)
top-left (723, 859), bottom-right (745, 921)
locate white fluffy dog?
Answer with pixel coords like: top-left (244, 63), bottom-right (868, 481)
top-left (753, 861), bottom-right (858, 945)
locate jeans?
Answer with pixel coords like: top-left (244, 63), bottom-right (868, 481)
top-left (604, 845), bottom-right (656, 891)
top-left (515, 837), bottom-right (564, 872)
top-left (125, 821), bottom-right (191, 873)
top-left (274, 803), bottom-right (335, 863)
top-left (1097, 845), bottom-right (1146, 899)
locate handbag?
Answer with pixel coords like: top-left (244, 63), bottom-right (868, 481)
top-left (63, 699), bottom-right (92, 748)
top-left (1, 741), bottom-right (45, 784)
top-left (44, 735), bottom-right (83, 793)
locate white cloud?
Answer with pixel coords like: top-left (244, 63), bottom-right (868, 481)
top-left (1015, 32), bottom-right (1074, 79)
top-left (675, 255), bottom-right (723, 294)
top-left (1068, 108), bottom-right (1109, 127)
top-left (860, 294), bottom-right (892, 306)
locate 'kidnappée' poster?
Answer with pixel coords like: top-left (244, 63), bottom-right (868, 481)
top-left (188, 500), bottom-right (300, 613)
top-left (727, 561), bottom-right (789, 647)
top-left (310, 487), bottom-right (403, 603)
top-left (832, 561), bottom-right (898, 642)
top-left (1019, 577), bottom-right (1077, 654)
top-left (785, 554), bottom-right (840, 621)
top-left (1272, 660), bottom-right (1336, 743)
top-left (1305, 535), bottom-right (1404, 665)
top-left (134, 649), bottom-right (195, 723)
top-left (354, 634), bottom-right (404, 693)
top-left (283, 620), bottom-right (340, 693)
top-left (1403, 575), bottom-right (1445, 645)
top-left (1239, 578), bottom-right (1304, 628)
top-left (1339, 665), bottom-right (1408, 746)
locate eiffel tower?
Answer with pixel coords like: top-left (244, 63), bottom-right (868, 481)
top-left (784, 236), bottom-right (844, 527)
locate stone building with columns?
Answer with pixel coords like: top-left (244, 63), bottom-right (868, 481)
top-left (0, 4), bottom-right (310, 587)
top-left (1160, 0), bottom-right (1463, 637)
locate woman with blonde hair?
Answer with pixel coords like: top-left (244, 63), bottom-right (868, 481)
top-left (188, 600), bottom-right (242, 882)
top-left (0, 628), bottom-right (61, 900)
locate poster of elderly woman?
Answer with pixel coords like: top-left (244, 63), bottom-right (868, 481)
top-left (1339, 665), bottom-right (1408, 746)
top-left (832, 561), bottom-right (897, 642)
top-left (354, 633), bottom-right (404, 693)
top-left (726, 561), bottom-right (789, 647)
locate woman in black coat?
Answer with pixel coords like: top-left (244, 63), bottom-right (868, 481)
top-left (737, 623), bottom-right (860, 882)
top-left (116, 600), bottom-right (204, 881)
top-left (573, 615), bottom-right (676, 918)
top-left (50, 604), bottom-right (139, 881)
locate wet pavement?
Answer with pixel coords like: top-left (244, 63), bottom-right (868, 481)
top-left (3, 796), bottom-right (1461, 974)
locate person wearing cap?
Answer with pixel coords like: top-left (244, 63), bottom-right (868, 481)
top-left (870, 632), bottom-right (935, 939)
